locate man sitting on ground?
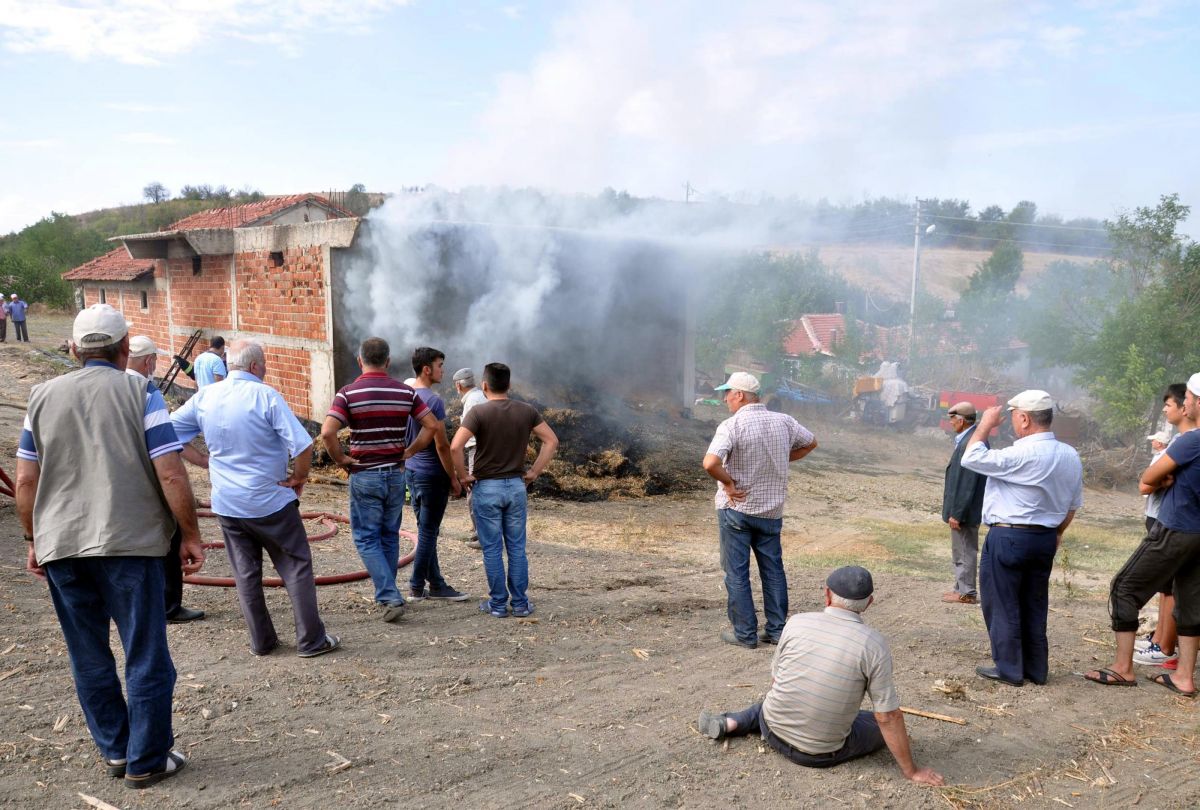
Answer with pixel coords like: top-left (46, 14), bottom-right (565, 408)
top-left (697, 566), bottom-right (944, 786)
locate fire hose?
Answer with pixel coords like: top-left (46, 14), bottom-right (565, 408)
top-left (183, 505), bottom-right (417, 588)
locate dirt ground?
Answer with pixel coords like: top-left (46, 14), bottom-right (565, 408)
top-left (0, 316), bottom-right (1197, 809)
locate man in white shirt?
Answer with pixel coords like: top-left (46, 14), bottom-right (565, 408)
top-left (453, 367), bottom-right (488, 549)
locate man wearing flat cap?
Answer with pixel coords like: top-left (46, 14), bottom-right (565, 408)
top-left (453, 367), bottom-right (488, 548)
top-left (697, 566), bottom-right (943, 785)
top-left (703, 371), bottom-right (817, 648)
top-left (942, 402), bottom-right (988, 604)
top-left (961, 390), bottom-right (1083, 687)
top-left (127, 336), bottom-right (205, 624)
top-left (16, 305), bottom-right (205, 787)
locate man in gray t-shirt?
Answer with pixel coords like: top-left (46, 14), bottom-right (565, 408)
top-left (697, 567), bottom-right (943, 785)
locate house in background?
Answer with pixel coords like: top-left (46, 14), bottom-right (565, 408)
top-left (62, 194), bottom-right (358, 420)
top-left (782, 313), bottom-right (908, 365)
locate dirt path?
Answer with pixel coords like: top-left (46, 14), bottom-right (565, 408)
top-left (0, 325), bottom-right (1196, 809)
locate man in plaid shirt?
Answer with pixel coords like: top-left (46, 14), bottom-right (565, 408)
top-left (703, 372), bottom-right (818, 648)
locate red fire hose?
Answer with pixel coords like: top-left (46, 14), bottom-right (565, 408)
top-left (183, 506), bottom-right (417, 588)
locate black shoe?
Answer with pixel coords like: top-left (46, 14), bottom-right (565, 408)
top-left (125, 750), bottom-right (187, 789)
top-left (720, 630), bottom-right (757, 649)
top-left (758, 631), bottom-right (780, 645)
top-left (166, 606), bottom-right (205, 623)
top-left (697, 710), bottom-right (729, 740)
top-left (976, 665), bottom-right (1023, 686)
top-left (104, 757), bottom-right (127, 778)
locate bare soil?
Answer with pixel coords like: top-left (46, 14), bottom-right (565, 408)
top-left (0, 316), bottom-right (1197, 809)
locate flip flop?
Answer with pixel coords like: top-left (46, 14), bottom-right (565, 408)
top-left (1146, 672), bottom-right (1197, 697)
top-left (1083, 668), bottom-right (1138, 686)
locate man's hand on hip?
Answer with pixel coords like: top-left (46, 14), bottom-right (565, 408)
top-left (721, 480), bottom-right (748, 503)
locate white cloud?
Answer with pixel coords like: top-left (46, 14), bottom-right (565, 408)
top-left (0, 0), bottom-right (413, 65)
top-left (958, 113), bottom-right (1200, 152)
top-left (104, 102), bottom-right (180, 113)
top-left (116, 132), bottom-right (177, 145)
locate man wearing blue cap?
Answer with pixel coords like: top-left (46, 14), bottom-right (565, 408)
top-left (702, 371), bottom-right (817, 648)
top-left (697, 566), bottom-right (944, 785)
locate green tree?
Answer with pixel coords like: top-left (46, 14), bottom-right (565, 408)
top-left (956, 241), bottom-right (1024, 349)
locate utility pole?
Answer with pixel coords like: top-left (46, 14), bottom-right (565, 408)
top-left (908, 198), bottom-right (923, 363)
top-left (684, 182), bottom-right (695, 204)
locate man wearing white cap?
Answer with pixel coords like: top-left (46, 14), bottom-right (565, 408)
top-left (128, 335), bottom-right (205, 625)
top-left (15, 305), bottom-right (205, 787)
top-left (961, 390), bottom-right (1083, 686)
top-left (702, 371), bottom-right (818, 648)
top-left (1087, 374), bottom-right (1200, 696)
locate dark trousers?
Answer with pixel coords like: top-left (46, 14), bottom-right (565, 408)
top-left (13, 319), bottom-right (27, 341)
top-left (1110, 523), bottom-right (1200, 636)
top-left (44, 557), bottom-right (176, 776)
top-left (726, 702), bottom-right (884, 768)
top-left (0, 319), bottom-right (6, 341)
top-left (217, 502), bottom-right (326, 655)
top-left (979, 525), bottom-right (1058, 684)
top-left (163, 526), bottom-right (183, 617)
top-left (406, 469), bottom-right (451, 592)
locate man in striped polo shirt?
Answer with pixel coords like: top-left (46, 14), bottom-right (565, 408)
top-left (698, 567), bottom-right (944, 785)
top-left (321, 337), bottom-right (443, 622)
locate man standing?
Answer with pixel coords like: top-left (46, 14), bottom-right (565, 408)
top-left (9, 293), bottom-right (29, 342)
top-left (961, 390), bottom-right (1083, 686)
top-left (1087, 374), bottom-right (1200, 696)
top-left (404, 347), bottom-right (467, 602)
top-left (191, 336), bottom-right (226, 387)
top-left (0, 293), bottom-right (8, 342)
top-left (172, 340), bottom-right (339, 658)
top-left (16, 304), bottom-right (205, 788)
top-left (127, 336), bottom-right (204, 624)
top-left (453, 367), bottom-right (488, 549)
top-left (450, 362), bottom-right (558, 618)
top-left (320, 337), bottom-right (446, 621)
top-left (942, 402), bottom-right (988, 605)
top-left (697, 566), bottom-right (943, 785)
top-left (702, 371), bottom-right (817, 649)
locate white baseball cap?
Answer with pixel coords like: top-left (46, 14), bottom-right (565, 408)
top-left (1006, 389), bottom-right (1054, 412)
top-left (72, 304), bottom-right (129, 349)
top-left (1146, 430), bottom-right (1171, 444)
top-left (714, 371), bottom-right (761, 394)
top-left (128, 335), bottom-right (158, 358)
top-left (1187, 373), bottom-right (1200, 396)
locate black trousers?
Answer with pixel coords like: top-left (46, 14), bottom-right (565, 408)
top-left (163, 526), bottom-right (183, 617)
top-left (13, 320), bottom-right (27, 341)
top-left (0, 319), bottom-right (6, 341)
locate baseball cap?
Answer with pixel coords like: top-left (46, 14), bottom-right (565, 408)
top-left (72, 304), bottom-right (129, 349)
top-left (714, 371), bottom-right (760, 394)
top-left (947, 401), bottom-right (977, 418)
top-left (129, 335), bottom-right (158, 358)
top-left (452, 367), bottom-right (475, 385)
top-left (1147, 430), bottom-right (1171, 444)
top-left (1187, 373), bottom-right (1200, 397)
top-left (826, 566), bottom-right (874, 600)
top-left (1006, 389), bottom-right (1054, 412)
top-left (9, 293), bottom-right (17, 300)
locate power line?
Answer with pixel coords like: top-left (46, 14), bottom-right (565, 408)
top-left (927, 213), bottom-right (1109, 233)
top-left (937, 232), bottom-right (1111, 253)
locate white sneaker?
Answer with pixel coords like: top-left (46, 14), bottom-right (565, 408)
top-left (1134, 633), bottom-right (1156, 652)
top-left (1133, 643), bottom-right (1178, 666)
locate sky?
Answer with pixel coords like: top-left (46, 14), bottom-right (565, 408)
top-left (1, 0), bottom-right (1198, 237)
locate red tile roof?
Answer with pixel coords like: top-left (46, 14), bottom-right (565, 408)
top-left (782, 314), bottom-right (909, 363)
top-left (168, 194), bottom-right (353, 231)
top-left (62, 248), bottom-right (155, 282)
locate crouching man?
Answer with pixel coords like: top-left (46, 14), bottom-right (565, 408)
top-left (697, 566), bottom-right (944, 785)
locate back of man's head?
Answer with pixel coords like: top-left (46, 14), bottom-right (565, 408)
top-left (483, 362), bottom-right (511, 393)
top-left (226, 339), bottom-right (264, 372)
top-left (359, 337), bottom-right (390, 369)
top-left (210, 336), bottom-right (225, 351)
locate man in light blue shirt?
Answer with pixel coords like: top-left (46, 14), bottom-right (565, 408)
top-left (192, 336), bottom-right (226, 387)
top-left (172, 339), bottom-right (339, 658)
top-left (8, 293), bottom-right (29, 342)
top-left (961, 389), bottom-right (1083, 687)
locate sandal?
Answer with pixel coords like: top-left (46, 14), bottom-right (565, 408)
top-left (124, 750), bottom-right (187, 789)
top-left (1083, 668), bottom-right (1138, 686)
top-left (297, 633), bottom-right (341, 658)
top-left (1146, 672), bottom-right (1197, 698)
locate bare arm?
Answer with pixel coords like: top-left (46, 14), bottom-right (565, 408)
top-left (874, 709), bottom-right (944, 785)
top-left (152, 452), bottom-right (205, 574)
top-left (431, 422), bottom-right (462, 496)
top-left (320, 416), bottom-right (352, 469)
top-left (179, 442), bottom-right (208, 469)
top-left (404, 411), bottom-right (440, 458)
top-left (789, 437), bottom-right (818, 462)
top-left (1141, 452), bottom-right (1179, 494)
top-left (967, 406), bottom-right (1003, 449)
top-left (16, 459), bottom-right (43, 579)
top-left (1057, 509), bottom-right (1076, 537)
top-left (524, 421), bottom-right (559, 483)
top-left (702, 452), bottom-right (747, 502)
top-left (451, 426), bottom-right (473, 484)
top-left (279, 447), bottom-right (311, 497)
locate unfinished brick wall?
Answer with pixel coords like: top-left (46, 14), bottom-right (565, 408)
top-left (235, 247), bottom-right (328, 341)
top-left (261, 344), bottom-right (315, 421)
top-left (167, 255), bottom-right (234, 332)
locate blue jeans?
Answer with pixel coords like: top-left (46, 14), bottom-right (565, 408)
top-left (979, 525), bottom-right (1058, 684)
top-left (45, 557), bottom-right (176, 776)
top-left (349, 466), bottom-right (407, 606)
top-left (406, 469), bottom-right (451, 592)
top-left (471, 477), bottom-right (530, 612)
top-left (718, 509), bottom-right (789, 643)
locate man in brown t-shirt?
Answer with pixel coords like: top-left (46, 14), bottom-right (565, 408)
top-left (451, 363), bottom-right (558, 618)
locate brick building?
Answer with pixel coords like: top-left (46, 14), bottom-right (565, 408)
top-left (62, 194), bottom-right (359, 420)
